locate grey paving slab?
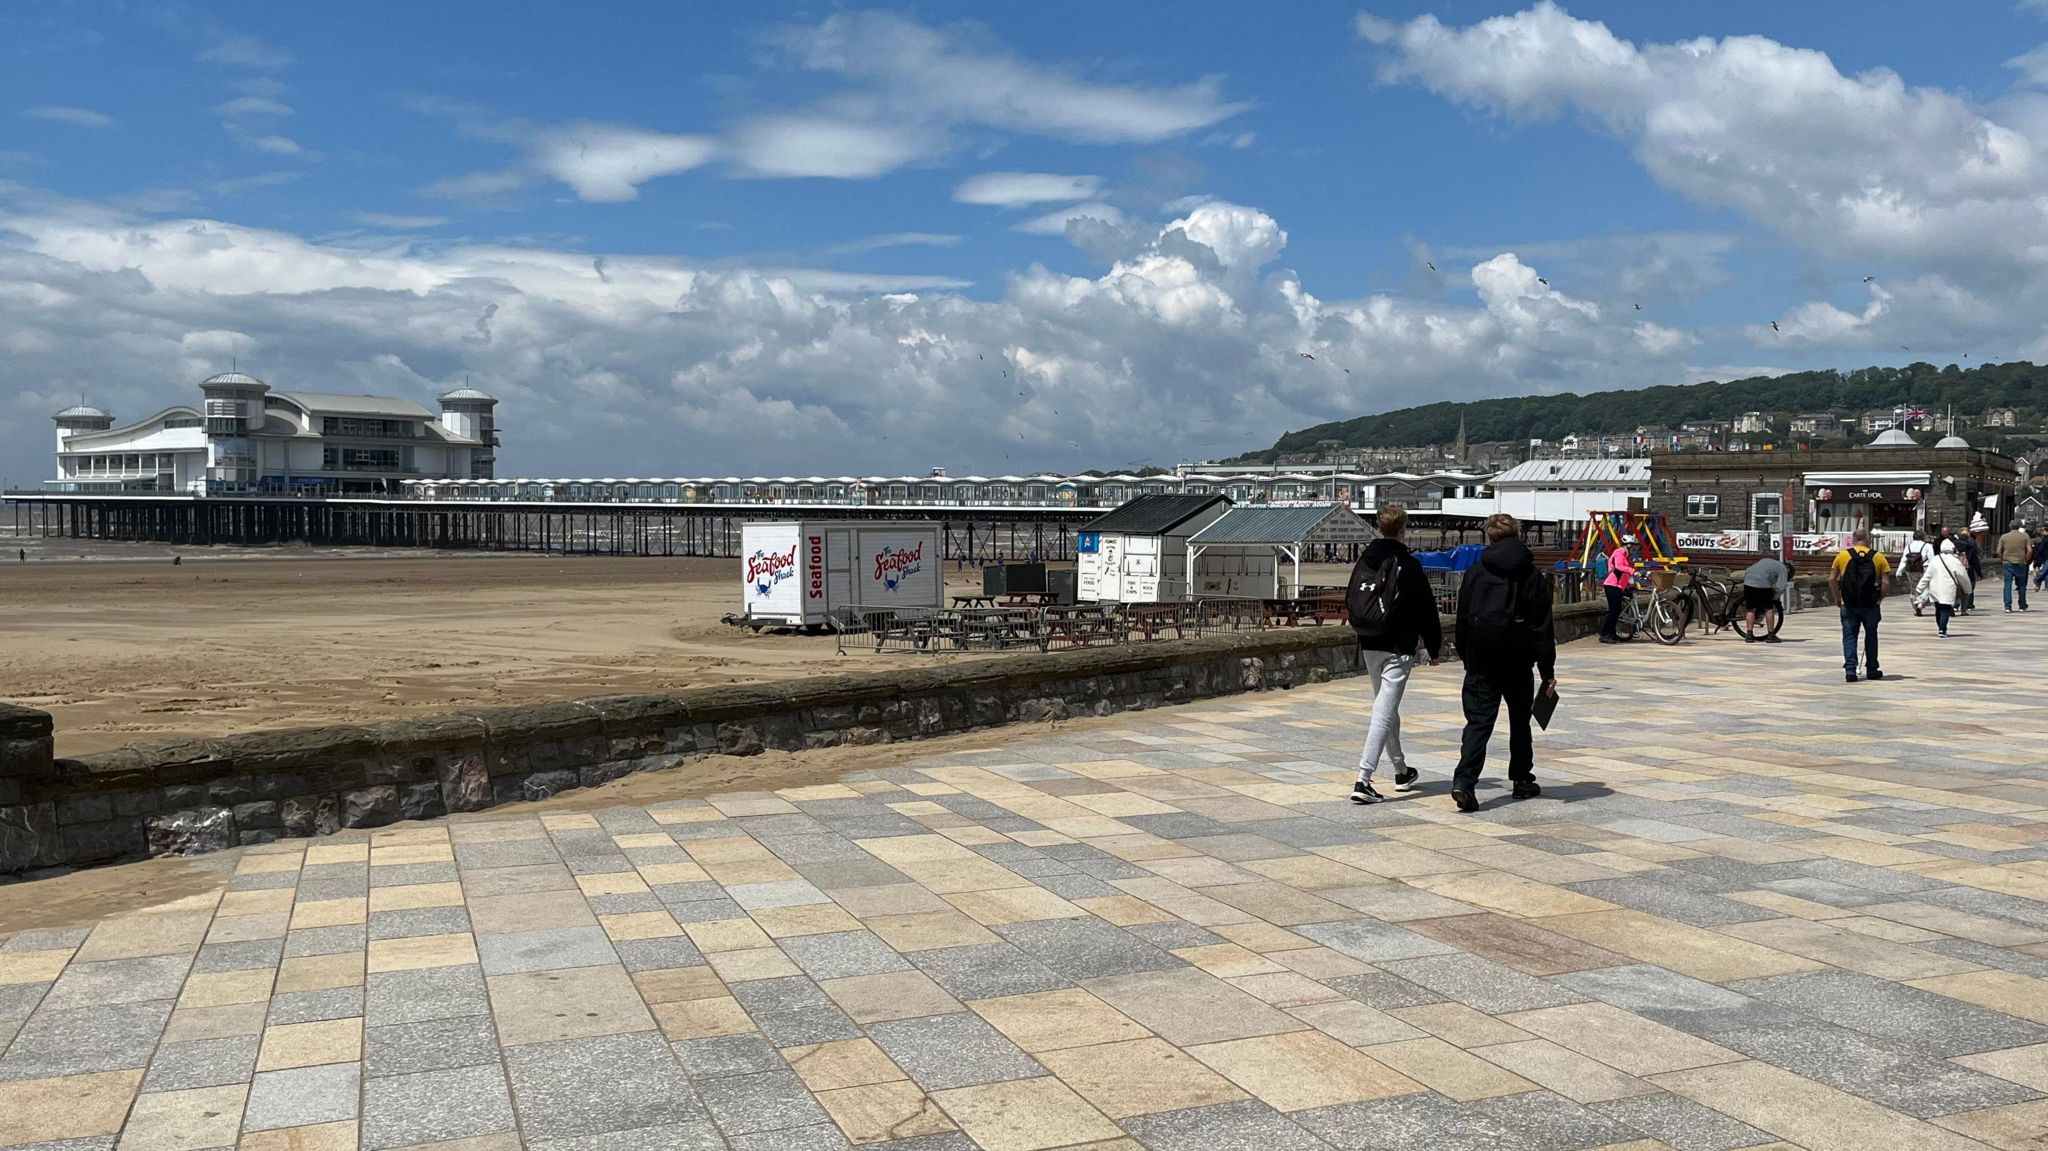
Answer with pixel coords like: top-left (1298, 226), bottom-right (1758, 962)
top-left (727, 1123), bottom-right (853, 1151)
top-left (907, 942), bottom-right (1074, 999)
top-left (283, 924), bottom-right (367, 957)
top-left (1466, 1090), bottom-right (1636, 1151)
top-left (1295, 1092), bottom-right (1529, 1151)
top-left (0, 999), bottom-right (173, 1081)
top-left (364, 1013), bottom-right (502, 1078)
top-left (671, 1033), bottom-right (785, 1079)
top-left (695, 1068), bottom-right (831, 1136)
top-left (1554, 965), bottom-right (1802, 1036)
top-left (531, 1121), bottom-right (728, 1151)
top-left (359, 1062), bottom-right (514, 1149)
top-left (1326, 972), bottom-right (1449, 1010)
top-left (39, 954), bottom-right (191, 1009)
top-left (1591, 1090), bottom-right (1789, 1151)
top-left (614, 936), bottom-right (707, 972)
top-left (191, 939), bottom-right (285, 973)
top-left (866, 1011), bottom-right (1046, 1090)
top-left (1297, 919), bottom-right (1460, 963)
top-left (1726, 969), bottom-right (2048, 1056)
top-left (505, 1031), bottom-right (703, 1140)
top-left (1375, 954), bottom-right (1584, 1014)
top-left (244, 1061), bottom-right (362, 1133)
top-left (1120, 1099), bottom-right (1337, 1151)
top-left (991, 916), bottom-right (1185, 980)
top-left (268, 986), bottom-right (364, 1025)
top-left (777, 930), bottom-right (913, 980)
top-left (475, 925), bottom-right (619, 975)
top-left (1711, 1019), bottom-right (2042, 1118)
top-left (368, 905), bottom-right (473, 940)
top-left (1565, 877), bottom-right (1783, 927)
top-left (727, 976), bottom-right (863, 1046)
top-left (365, 965), bottom-right (492, 1025)
top-left (140, 1035), bottom-right (261, 1092)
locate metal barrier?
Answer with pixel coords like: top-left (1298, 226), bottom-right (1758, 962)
top-left (826, 596), bottom-right (1351, 656)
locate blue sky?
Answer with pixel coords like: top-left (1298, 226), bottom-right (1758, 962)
top-left (5, 2), bottom-right (2048, 481)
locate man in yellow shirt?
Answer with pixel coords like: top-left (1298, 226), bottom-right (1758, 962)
top-left (1829, 528), bottom-right (1892, 683)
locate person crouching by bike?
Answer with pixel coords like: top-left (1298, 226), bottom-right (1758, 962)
top-left (1598, 534), bottom-right (1637, 644)
top-left (1916, 538), bottom-right (1972, 639)
top-left (1741, 553), bottom-right (1790, 644)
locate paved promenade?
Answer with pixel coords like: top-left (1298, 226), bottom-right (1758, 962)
top-left (5, 606), bottom-right (2048, 1150)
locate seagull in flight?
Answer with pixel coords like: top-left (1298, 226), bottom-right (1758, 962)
top-left (1633, 303), bottom-right (1641, 311)
top-left (1862, 276), bottom-right (1875, 283)
top-left (1425, 261), bottom-right (1436, 272)
top-left (1299, 352), bottom-right (1315, 360)
top-left (1536, 277), bottom-right (1549, 286)
top-left (1770, 321), bottom-right (1780, 332)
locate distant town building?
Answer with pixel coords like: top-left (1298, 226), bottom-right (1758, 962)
top-left (1733, 412), bottom-right (1771, 434)
top-left (50, 372), bottom-right (499, 494)
top-left (1986, 407), bottom-right (2019, 428)
top-left (1486, 458), bottom-right (1651, 528)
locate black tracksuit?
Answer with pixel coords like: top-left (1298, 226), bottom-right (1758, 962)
top-left (1452, 538), bottom-right (1556, 791)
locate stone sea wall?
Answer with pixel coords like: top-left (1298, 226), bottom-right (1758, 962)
top-left (1, 628), bottom-right (1366, 875)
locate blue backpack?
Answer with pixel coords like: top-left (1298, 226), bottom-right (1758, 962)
top-left (1592, 552), bottom-right (1610, 582)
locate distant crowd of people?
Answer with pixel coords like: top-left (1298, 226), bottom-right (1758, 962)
top-left (1344, 508), bottom-right (2045, 812)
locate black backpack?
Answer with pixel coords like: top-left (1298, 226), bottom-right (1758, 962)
top-left (1461, 564), bottom-right (1523, 649)
top-left (1347, 552), bottom-right (1401, 638)
top-left (1839, 549), bottom-right (1881, 607)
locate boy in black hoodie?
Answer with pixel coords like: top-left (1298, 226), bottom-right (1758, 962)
top-left (1450, 513), bottom-right (1557, 813)
top-left (1349, 504), bottom-right (1444, 804)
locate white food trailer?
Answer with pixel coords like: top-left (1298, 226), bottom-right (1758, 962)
top-left (1076, 494), bottom-right (1230, 604)
top-left (738, 520), bottom-right (944, 628)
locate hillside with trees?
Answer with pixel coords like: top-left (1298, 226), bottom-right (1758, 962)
top-left (1254, 360), bottom-right (2045, 459)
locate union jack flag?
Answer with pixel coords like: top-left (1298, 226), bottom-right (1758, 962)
top-left (1904, 407), bottom-right (1929, 422)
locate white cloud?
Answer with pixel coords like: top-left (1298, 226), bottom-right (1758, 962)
top-left (2010, 42), bottom-right (2048, 87)
top-left (244, 134), bottom-right (303, 156)
top-left (0, 197), bottom-right (1710, 483)
top-left (214, 96), bottom-right (292, 119)
top-left (821, 232), bottom-right (962, 256)
top-left (422, 169), bottom-right (530, 202)
top-left (1358, 2), bottom-right (2048, 350)
top-left (25, 106), bottom-right (112, 128)
top-left (728, 114), bottom-right (928, 179)
top-left (1015, 203), bottom-right (1127, 236)
top-left (953, 172), bottom-right (1101, 207)
top-left (200, 35), bottom-right (293, 70)
top-left (528, 123), bottom-right (720, 201)
top-left (352, 213), bottom-right (449, 230)
top-left (778, 13), bottom-right (1250, 145)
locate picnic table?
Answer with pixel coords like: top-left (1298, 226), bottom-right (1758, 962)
top-left (951, 594), bottom-right (998, 608)
top-left (1127, 603), bottom-right (1189, 640)
top-left (1037, 607), bottom-right (1123, 649)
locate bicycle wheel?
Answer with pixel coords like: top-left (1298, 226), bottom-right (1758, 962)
top-left (1649, 595), bottom-right (1686, 645)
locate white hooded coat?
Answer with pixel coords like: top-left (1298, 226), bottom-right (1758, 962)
top-left (1917, 540), bottom-right (1974, 607)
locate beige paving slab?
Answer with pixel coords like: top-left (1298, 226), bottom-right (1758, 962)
top-left (819, 970), bottom-right (963, 1023)
top-left (1652, 1059), bottom-right (1998, 1151)
top-left (257, 1018), bottom-right (363, 1071)
top-left (930, 1077), bottom-right (1124, 1151)
top-left (1388, 1002), bottom-right (1535, 1049)
top-left (819, 1079), bottom-right (959, 1145)
top-left (0, 1068), bottom-right (145, 1146)
top-left (235, 1120), bottom-right (359, 1150)
top-left (366, 933), bottom-right (478, 973)
top-left (1537, 910), bottom-right (1825, 982)
top-left (1038, 1037), bottom-right (1250, 1118)
top-left (861, 910), bottom-right (1001, 952)
top-left (1083, 967), bottom-right (1306, 1047)
top-left (749, 903), bottom-right (865, 939)
top-left (786, 1037), bottom-right (908, 1092)
top-left (466, 890), bottom-right (595, 934)
top-left (120, 1082), bottom-right (248, 1151)
top-left (1931, 1098), bottom-right (2048, 1149)
top-left (1362, 1036), bottom-right (1541, 1102)
top-left (969, 988), bottom-right (1153, 1053)
top-left (1953, 1042), bottom-right (2048, 1092)
top-left (1910, 970), bottom-right (2048, 1026)
top-left (1405, 871), bottom-right (1619, 918)
top-left (1500, 1002), bottom-right (1744, 1075)
top-left (1187, 1030), bottom-right (1426, 1111)
top-left (487, 964), bottom-right (654, 1045)
top-left (1473, 1038), bottom-right (1660, 1103)
top-left (1717, 917), bottom-right (1984, 980)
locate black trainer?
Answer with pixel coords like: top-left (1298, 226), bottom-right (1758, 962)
top-left (1867, 669), bottom-right (1885, 681)
top-left (1350, 780), bottom-right (1384, 805)
top-left (1845, 672), bottom-right (1859, 683)
top-left (1513, 780), bottom-right (1542, 799)
top-left (1393, 766), bottom-right (1419, 792)
top-left (1450, 787), bottom-right (1478, 813)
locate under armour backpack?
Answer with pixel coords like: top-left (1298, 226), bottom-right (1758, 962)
top-left (1839, 549), bottom-right (1881, 608)
top-left (1346, 552), bottom-right (1402, 638)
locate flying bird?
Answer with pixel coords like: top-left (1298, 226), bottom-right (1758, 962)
top-left (978, 353), bottom-right (983, 360)
top-left (1536, 277), bottom-right (1549, 286)
top-left (1770, 321), bottom-right (1780, 332)
top-left (1633, 303), bottom-right (1641, 311)
top-left (1901, 345), bottom-right (1911, 351)
top-left (1425, 261), bottom-right (1436, 272)
top-left (1862, 276), bottom-right (1875, 283)
top-left (1343, 368), bottom-right (1351, 375)
top-left (1299, 352), bottom-right (1315, 360)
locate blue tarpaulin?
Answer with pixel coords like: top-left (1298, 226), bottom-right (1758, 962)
top-left (1414, 544), bottom-right (1485, 572)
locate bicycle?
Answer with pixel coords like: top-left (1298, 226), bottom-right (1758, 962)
top-left (1669, 568), bottom-right (1783, 640)
top-left (1611, 572), bottom-right (1685, 645)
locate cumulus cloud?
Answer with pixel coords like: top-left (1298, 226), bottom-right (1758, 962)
top-left (25, 106), bottom-right (112, 128)
top-left (0, 197), bottom-right (1710, 483)
top-left (1357, 2), bottom-right (2048, 350)
top-left (953, 172), bottom-right (1101, 207)
top-left (1015, 203), bottom-right (1128, 236)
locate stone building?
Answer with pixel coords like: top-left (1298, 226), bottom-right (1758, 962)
top-left (1648, 430), bottom-right (2020, 553)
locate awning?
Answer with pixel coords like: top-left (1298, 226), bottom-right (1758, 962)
top-left (1802, 470), bottom-right (1932, 486)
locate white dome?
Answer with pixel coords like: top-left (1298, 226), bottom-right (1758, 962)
top-left (53, 404), bottom-right (110, 420)
top-left (201, 371), bottom-right (267, 387)
top-left (1868, 428), bottom-right (1918, 447)
top-left (1935, 434), bottom-right (1971, 449)
top-left (438, 386), bottom-right (497, 403)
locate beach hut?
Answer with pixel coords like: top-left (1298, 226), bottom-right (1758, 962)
top-left (1076, 494), bottom-right (1230, 603)
top-left (1185, 504), bottom-right (1377, 599)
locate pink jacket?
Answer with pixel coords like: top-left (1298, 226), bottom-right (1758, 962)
top-left (1603, 546), bottom-right (1636, 589)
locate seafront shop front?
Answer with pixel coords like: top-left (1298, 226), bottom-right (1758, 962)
top-left (1650, 441), bottom-right (2020, 562)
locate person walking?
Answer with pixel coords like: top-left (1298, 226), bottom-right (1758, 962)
top-left (1346, 504), bottom-right (1442, 804)
top-left (1597, 533), bottom-right (1636, 644)
top-left (1916, 538), bottom-right (1972, 638)
top-left (1450, 513), bottom-right (1556, 813)
top-left (1903, 530), bottom-right (1934, 616)
top-left (1998, 521), bottom-right (2033, 612)
top-left (2033, 525), bottom-right (2048, 593)
top-left (1958, 530), bottom-right (1984, 613)
top-left (1830, 527), bottom-right (1890, 683)
top-left (1741, 553), bottom-right (1790, 642)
